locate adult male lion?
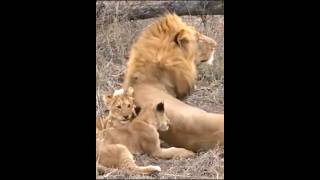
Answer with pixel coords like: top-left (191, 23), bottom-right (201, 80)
top-left (123, 13), bottom-right (224, 152)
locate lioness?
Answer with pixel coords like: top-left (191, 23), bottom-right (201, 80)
top-left (123, 13), bottom-right (224, 152)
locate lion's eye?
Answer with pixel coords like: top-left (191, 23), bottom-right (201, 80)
top-left (128, 104), bottom-right (131, 108)
top-left (117, 105), bottom-right (121, 109)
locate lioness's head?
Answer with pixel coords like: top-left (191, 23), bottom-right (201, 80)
top-left (103, 87), bottom-right (136, 124)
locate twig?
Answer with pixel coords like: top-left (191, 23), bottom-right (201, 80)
top-left (103, 169), bottom-right (117, 178)
top-left (161, 173), bottom-right (213, 179)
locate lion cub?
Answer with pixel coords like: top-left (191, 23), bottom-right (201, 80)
top-left (96, 128), bottom-right (161, 175)
top-left (96, 87), bottom-right (194, 175)
top-left (105, 101), bottom-right (194, 158)
top-left (97, 87), bottom-right (160, 175)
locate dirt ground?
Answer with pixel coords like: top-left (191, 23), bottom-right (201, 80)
top-left (96, 2), bottom-right (224, 179)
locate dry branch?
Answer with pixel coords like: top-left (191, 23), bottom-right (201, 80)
top-left (97, 1), bottom-right (224, 24)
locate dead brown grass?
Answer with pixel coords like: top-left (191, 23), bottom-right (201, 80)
top-left (96, 1), bottom-right (224, 179)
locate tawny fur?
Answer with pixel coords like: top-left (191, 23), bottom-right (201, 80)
top-left (96, 89), bottom-right (194, 175)
top-left (102, 102), bottom-right (194, 158)
top-left (123, 13), bottom-right (223, 152)
top-left (96, 87), bottom-right (136, 130)
top-left (96, 88), bottom-right (160, 175)
top-left (96, 129), bottom-right (161, 175)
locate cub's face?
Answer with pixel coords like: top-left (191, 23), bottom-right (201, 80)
top-left (103, 87), bottom-right (136, 125)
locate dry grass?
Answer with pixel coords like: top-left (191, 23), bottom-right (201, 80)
top-left (96, 1), bottom-right (224, 179)
top-left (97, 147), bottom-right (224, 179)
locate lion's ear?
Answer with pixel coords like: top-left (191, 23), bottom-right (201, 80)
top-left (174, 29), bottom-right (190, 48)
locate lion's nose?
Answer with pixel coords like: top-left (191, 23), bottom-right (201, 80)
top-left (123, 115), bottom-right (129, 119)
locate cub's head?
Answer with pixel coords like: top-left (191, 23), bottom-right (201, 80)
top-left (154, 102), bottom-right (170, 131)
top-left (139, 102), bottom-right (170, 131)
top-left (103, 87), bottom-right (137, 125)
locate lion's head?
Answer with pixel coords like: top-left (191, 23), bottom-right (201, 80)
top-left (124, 13), bottom-right (217, 99)
top-left (171, 24), bottom-right (217, 66)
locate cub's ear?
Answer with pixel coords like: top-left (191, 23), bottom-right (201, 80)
top-left (156, 102), bottom-right (165, 113)
top-left (134, 106), bottom-right (141, 116)
top-left (113, 88), bottom-right (124, 96)
top-left (103, 94), bottom-right (113, 107)
top-left (174, 29), bottom-right (191, 48)
top-left (126, 86), bottom-right (134, 97)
